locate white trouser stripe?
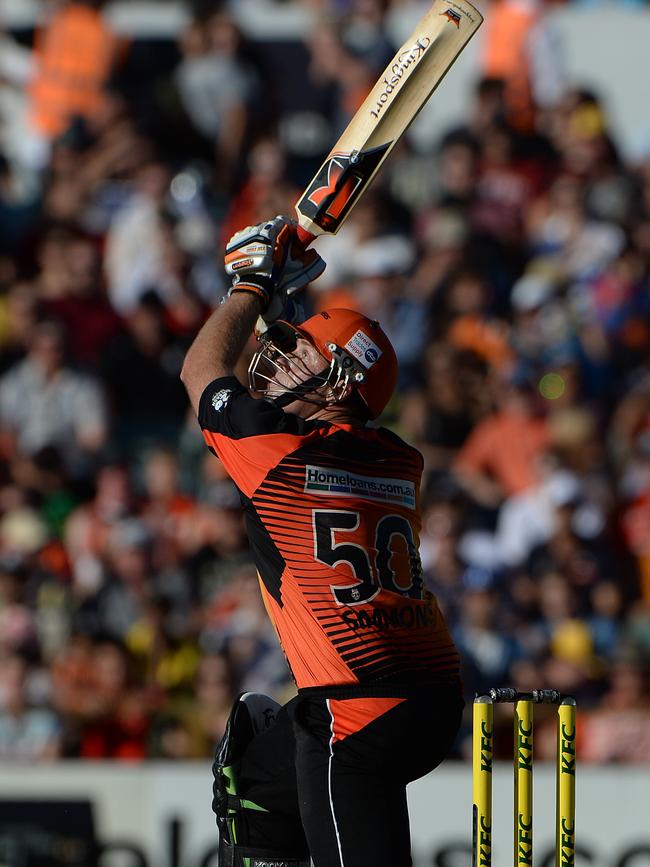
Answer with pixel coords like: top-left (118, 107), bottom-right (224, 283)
top-left (326, 699), bottom-right (345, 867)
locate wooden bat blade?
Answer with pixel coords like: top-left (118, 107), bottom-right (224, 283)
top-left (295, 0), bottom-right (483, 239)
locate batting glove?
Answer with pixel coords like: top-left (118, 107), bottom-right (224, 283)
top-left (225, 215), bottom-right (325, 320)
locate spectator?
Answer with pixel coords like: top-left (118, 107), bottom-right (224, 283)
top-left (340, 0), bottom-right (394, 74)
top-left (42, 233), bottom-right (123, 368)
top-left (173, 653), bottom-right (235, 757)
top-left (101, 294), bottom-right (188, 455)
top-left (453, 575), bottom-right (523, 698)
top-left (496, 462), bottom-right (584, 568)
top-left (0, 655), bottom-right (62, 760)
top-left (104, 161), bottom-right (175, 314)
top-left (568, 660), bottom-right (650, 763)
top-left (398, 344), bottom-right (482, 471)
top-left (28, 0), bottom-right (121, 146)
top-left (0, 282), bottom-right (39, 375)
top-left (454, 367), bottom-right (550, 506)
top-left (479, 0), bottom-right (566, 131)
top-left (73, 518), bottom-right (153, 643)
top-left (525, 172), bottom-right (626, 282)
top-left (174, 11), bottom-right (260, 185)
top-left (588, 580), bottom-right (626, 661)
top-left (0, 26), bottom-right (35, 172)
top-left (0, 320), bottom-right (107, 476)
top-left (75, 641), bottom-right (150, 760)
top-left (444, 268), bottom-right (513, 370)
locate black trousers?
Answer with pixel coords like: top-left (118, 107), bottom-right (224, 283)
top-left (237, 685), bottom-right (464, 867)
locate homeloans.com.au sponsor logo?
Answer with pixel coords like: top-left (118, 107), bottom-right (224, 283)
top-left (304, 465), bottom-right (416, 509)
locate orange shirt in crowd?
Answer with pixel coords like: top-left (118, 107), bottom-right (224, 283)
top-left (480, 0), bottom-right (538, 130)
top-left (447, 315), bottom-right (514, 371)
top-left (30, 3), bottom-right (119, 138)
top-left (454, 409), bottom-right (549, 496)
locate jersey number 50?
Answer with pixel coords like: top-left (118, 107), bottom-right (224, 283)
top-left (312, 509), bottom-right (424, 605)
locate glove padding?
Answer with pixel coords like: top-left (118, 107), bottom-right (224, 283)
top-left (225, 216), bottom-right (325, 321)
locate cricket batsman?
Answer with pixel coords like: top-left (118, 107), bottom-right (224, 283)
top-left (181, 216), bottom-right (463, 867)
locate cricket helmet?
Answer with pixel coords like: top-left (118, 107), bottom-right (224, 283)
top-left (249, 309), bottom-right (398, 419)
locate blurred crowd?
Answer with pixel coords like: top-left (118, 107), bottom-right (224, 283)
top-left (1, 0), bottom-right (650, 763)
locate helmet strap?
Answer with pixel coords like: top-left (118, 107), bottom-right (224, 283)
top-left (270, 375), bottom-right (330, 408)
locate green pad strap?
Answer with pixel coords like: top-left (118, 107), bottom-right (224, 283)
top-left (222, 766), bottom-right (269, 814)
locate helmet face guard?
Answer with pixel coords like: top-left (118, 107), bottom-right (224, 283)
top-left (248, 321), bottom-right (366, 409)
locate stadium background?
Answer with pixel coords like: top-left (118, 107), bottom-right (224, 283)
top-left (1, 0), bottom-right (650, 862)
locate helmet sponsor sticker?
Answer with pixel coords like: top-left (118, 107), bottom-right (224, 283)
top-left (305, 465), bottom-right (415, 509)
top-left (344, 330), bottom-right (383, 369)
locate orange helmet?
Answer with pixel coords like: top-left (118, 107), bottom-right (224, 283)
top-left (293, 309), bottom-right (398, 419)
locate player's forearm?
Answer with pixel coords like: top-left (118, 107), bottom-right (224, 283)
top-left (180, 293), bottom-right (263, 413)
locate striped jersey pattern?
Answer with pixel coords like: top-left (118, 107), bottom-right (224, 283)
top-left (199, 376), bottom-right (460, 692)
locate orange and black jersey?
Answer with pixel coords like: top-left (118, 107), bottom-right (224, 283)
top-left (199, 376), bottom-right (460, 694)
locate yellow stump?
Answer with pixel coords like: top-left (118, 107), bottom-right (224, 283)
top-left (473, 696), bottom-right (493, 867)
top-left (556, 699), bottom-right (576, 867)
top-left (514, 700), bottom-right (533, 867)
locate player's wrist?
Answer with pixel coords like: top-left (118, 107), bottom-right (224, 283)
top-left (229, 275), bottom-right (274, 311)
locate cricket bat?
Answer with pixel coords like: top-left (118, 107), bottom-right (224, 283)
top-left (294, 0), bottom-right (483, 244)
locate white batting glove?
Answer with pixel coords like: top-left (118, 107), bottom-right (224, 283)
top-left (224, 216), bottom-right (325, 317)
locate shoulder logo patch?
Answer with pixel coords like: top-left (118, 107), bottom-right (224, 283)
top-left (211, 388), bottom-right (232, 412)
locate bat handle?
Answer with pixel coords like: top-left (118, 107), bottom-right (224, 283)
top-left (295, 225), bottom-right (316, 248)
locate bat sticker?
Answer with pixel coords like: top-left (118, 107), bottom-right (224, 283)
top-left (297, 143), bottom-right (391, 232)
top-left (370, 37), bottom-right (431, 120)
top-left (307, 157), bottom-right (362, 218)
top-left (441, 8), bottom-right (462, 27)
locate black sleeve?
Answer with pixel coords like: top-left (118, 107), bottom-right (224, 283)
top-left (198, 376), bottom-right (305, 439)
